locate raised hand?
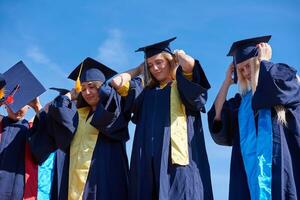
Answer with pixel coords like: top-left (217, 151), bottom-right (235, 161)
top-left (173, 49), bottom-right (195, 73)
top-left (28, 97), bottom-right (42, 113)
top-left (225, 63), bottom-right (235, 86)
top-left (257, 42), bottom-right (272, 62)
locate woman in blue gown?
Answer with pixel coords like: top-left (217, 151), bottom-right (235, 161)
top-left (111, 38), bottom-right (213, 200)
top-left (29, 57), bottom-right (129, 200)
top-left (0, 63), bottom-right (45, 200)
top-left (207, 35), bottom-right (300, 200)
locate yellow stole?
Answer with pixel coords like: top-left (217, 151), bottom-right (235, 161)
top-left (170, 81), bottom-right (189, 166)
top-left (68, 107), bottom-right (99, 200)
top-left (117, 77), bottom-right (190, 166)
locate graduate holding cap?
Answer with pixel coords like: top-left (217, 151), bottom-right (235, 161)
top-left (29, 57), bottom-right (130, 200)
top-left (207, 35), bottom-right (300, 199)
top-left (111, 37), bottom-right (213, 200)
top-left (0, 61), bottom-right (45, 200)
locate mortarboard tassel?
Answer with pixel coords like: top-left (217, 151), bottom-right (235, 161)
top-left (5, 84), bottom-right (20, 104)
top-left (75, 62), bottom-right (84, 93)
top-left (0, 87), bottom-right (5, 99)
top-left (75, 78), bottom-right (81, 93)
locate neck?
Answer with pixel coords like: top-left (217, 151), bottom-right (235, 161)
top-left (91, 106), bottom-right (97, 112)
top-left (159, 76), bottom-right (172, 85)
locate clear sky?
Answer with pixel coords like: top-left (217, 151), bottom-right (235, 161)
top-left (1, 0), bottom-right (299, 199)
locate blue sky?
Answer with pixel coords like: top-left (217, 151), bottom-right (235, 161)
top-left (1, 0), bottom-right (299, 199)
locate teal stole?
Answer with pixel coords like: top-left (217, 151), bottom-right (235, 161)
top-left (238, 91), bottom-right (272, 200)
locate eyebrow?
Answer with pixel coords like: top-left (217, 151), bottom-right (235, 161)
top-left (87, 82), bottom-right (94, 86)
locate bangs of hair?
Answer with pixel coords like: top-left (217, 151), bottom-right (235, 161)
top-left (82, 81), bottom-right (103, 89)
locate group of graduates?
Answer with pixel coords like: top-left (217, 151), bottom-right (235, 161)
top-left (0, 35), bottom-right (299, 200)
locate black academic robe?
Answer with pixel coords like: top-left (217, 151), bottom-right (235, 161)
top-left (126, 61), bottom-right (214, 200)
top-left (208, 61), bottom-right (300, 200)
top-left (29, 85), bottom-right (129, 200)
top-left (0, 117), bottom-right (29, 200)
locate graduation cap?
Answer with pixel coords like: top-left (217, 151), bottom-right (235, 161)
top-left (3, 61), bottom-right (46, 112)
top-left (135, 37), bottom-right (176, 84)
top-left (0, 73), bottom-right (6, 100)
top-left (49, 87), bottom-right (70, 95)
top-left (227, 35), bottom-right (272, 83)
top-left (68, 57), bottom-right (117, 93)
top-left (135, 37), bottom-right (176, 59)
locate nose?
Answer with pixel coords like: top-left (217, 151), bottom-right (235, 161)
top-left (152, 64), bottom-right (160, 71)
top-left (85, 88), bottom-right (91, 94)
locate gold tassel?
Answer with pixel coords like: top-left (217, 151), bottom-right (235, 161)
top-left (0, 87), bottom-right (5, 99)
top-left (75, 62), bottom-right (84, 93)
top-left (75, 78), bottom-right (81, 93)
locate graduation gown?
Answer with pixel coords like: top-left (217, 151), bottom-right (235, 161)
top-left (126, 61), bottom-right (214, 200)
top-left (0, 117), bottom-right (29, 200)
top-left (207, 61), bottom-right (300, 200)
top-left (29, 85), bottom-right (129, 200)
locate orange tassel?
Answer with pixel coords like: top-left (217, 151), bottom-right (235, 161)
top-left (0, 87), bottom-right (5, 99)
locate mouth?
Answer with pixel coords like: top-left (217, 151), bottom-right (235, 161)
top-left (85, 96), bottom-right (96, 102)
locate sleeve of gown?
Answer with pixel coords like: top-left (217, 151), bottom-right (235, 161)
top-left (207, 94), bottom-right (241, 146)
top-left (252, 61), bottom-right (300, 110)
top-left (176, 60), bottom-right (211, 113)
top-left (28, 111), bottom-right (57, 164)
top-left (90, 84), bottom-right (130, 141)
top-left (122, 76), bottom-right (144, 124)
top-left (47, 95), bottom-right (78, 152)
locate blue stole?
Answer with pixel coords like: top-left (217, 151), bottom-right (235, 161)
top-left (37, 152), bottom-right (55, 200)
top-left (238, 91), bottom-right (272, 200)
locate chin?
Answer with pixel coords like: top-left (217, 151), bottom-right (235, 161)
top-left (87, 100), bottom-right (98, 107)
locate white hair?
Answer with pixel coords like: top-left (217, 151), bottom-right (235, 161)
top-left (238, 57), bottom-right (287, 125)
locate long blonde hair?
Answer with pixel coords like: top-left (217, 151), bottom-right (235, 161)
top-left (145, 52), bottom-right (176, 88)
top-left (237, 57), bottom-right (287, 125)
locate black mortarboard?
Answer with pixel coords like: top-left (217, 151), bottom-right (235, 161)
top-left (3, 61), bottom-right (46, 112)
top-left (227, 35), bottom-right (271, 83)
top-left (49, 87), bottom-right (70, 95)
top-left (135, 37), bottom-right (176, 59)
top-left (135, 37), bottom-right (176, 84)
top-left (68, 57), bottom-right (117, 83)
top-left (68, 57), bottom-right (117, 93)
top-left (227, 35), bottom-right (271, 64)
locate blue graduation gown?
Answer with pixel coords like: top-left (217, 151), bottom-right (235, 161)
top-left (207, 61), bottom-right (300, 200)
top-left (29, 85), bottom-right (129, 200)
top-left (0, 117), bottom-right (29, 200)
top-left (127, 61), bottom-right (214, 200)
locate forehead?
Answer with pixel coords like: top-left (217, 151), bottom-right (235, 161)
top-left (147, 53), bottom-right (165, 63)
top-left (81, 81), bottom-right (95, 87)
top-left (237, 58), bottom-right (251, 68)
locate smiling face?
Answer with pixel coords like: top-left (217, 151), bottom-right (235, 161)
top-left (147, 53), bottom-right (173, 85)
top-left (80, 81), bottom-right (101, 110)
